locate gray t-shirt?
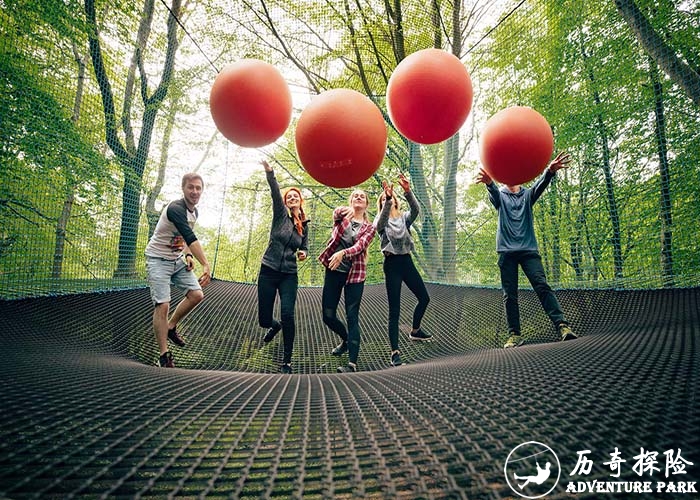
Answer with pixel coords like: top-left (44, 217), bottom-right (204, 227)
top-left (145, 199), bottom-right (198, 260)
top-left (373, 190), bottom-right (420, 255)
top-left (335, 220), bottom-right (362, 273)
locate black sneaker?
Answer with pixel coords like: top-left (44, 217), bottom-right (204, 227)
top-left (331, 341), bottom-right (348, 356)
top-left (264, 323), bottom-right (282, 343)
top-left (159, 351), bottom-right (174, 368)
top-left (279, 363), bottom-right (292, 374)
top-left (409, 329), bottom-right (432, 341)
top-left (337, 363), bottom-right (356, 373)
top-left (390, 351), bottom-right (403, 366)
top-left (167, 327), bottom-right (185, 347)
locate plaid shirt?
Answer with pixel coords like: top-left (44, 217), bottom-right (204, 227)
top-left (318, 207), bottom-right (376, 284)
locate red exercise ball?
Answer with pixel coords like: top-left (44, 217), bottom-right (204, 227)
top-left (480, 106), bottom-right (554, 185)
top-left (209, 60), bottom-right (292, 148)
top-left (386, 48), bottom-right (473, 145)
top-left (295, 89), bottom-right (387, 188)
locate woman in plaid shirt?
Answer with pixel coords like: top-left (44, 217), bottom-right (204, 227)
top-left (318, 189), bottom-right (376, 373)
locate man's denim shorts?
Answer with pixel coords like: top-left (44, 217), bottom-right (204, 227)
top-left (146, 255), bottom-right (201, 305)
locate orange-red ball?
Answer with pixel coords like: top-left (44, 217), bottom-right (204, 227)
top-left (387, 48), bottom-right (473, 145)
top-left (209, 60), bottom-right (292, 148)
top-left (480, 106), bottom-right (554, 185)
top-left (295, 89), bottom-right (387, 188)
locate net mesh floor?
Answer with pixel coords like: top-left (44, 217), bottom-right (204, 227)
top-left (1, 282), bottom-right (698, 498)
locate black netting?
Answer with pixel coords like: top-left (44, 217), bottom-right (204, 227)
top-left (1, 285), bottom-right (699, 498)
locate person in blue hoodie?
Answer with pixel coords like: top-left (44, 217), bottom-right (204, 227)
top-left (476, 152), bottom-right (577, 349)
top-left (258, 160), bottom-right (309, 373)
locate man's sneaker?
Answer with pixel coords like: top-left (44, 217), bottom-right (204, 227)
top-left (504, 333), bottom-right (524, 349)
top-left (264, 323), bottom-right (282, 343)
top-left (279, 363), bottom-right (292, 374)
top-left (331, 341), bottom-right (348, 356)
top-left (167, 327), bottom-right (185, 347)
top-left (559, 324), bottom-right (578, 341)
top-left (337, 363), bottom-right (357, 373)
top-left (390, 351), bottom-right (403, 367)
top-left (159, 351), bottom-right (175, 368)
top-left (409, 329), bottom-right (432, 341)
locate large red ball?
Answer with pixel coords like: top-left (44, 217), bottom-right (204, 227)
top-left (295, 89), bottom-right (387, 188)
top-left (480, 106), bottom-right (554, 185)
top-left (209, 60), bottom-right (292, 148)
top-left (387, 48), bottom-right (473, 145)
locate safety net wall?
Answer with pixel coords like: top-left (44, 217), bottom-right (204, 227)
top-left (1, 0), bottom-right (699, 300)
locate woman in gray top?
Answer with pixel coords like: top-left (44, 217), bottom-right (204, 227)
top-left (375, 173), bottom-right (431, 367)
top-left (258, 160), bottom-right (309, 374)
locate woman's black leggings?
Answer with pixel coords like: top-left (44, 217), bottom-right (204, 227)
top-left (257, 264), bottom-right (298, 364)
top-left (383, 254), bottom-right (430, 351)
top-left (321, 268), bottom-right (365, 364)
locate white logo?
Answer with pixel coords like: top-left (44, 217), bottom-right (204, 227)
top-left (504, 441), bottom-right (561, 499)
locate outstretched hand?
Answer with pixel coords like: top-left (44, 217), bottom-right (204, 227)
top-left (475, 169), bottom-right (493, 185)
top-left (381, 180), bottom-right (394, 200)
top-left (548, 152), bottom-right (571, 173)
top-left (397, 173), bottom-right (410, 192)
top-left (261, 160), bottom-right (273, 173)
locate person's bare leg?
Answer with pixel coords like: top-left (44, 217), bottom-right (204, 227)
top-left (153, 302), bottom-right (170, 355)
top-left (167, 289), bottom-right (204, 330)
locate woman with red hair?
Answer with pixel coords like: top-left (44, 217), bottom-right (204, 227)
top-left (258, 160), bottom-right (309, 374)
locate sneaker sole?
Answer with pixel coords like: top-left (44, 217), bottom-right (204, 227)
top-left (504, 340), bottom-right (524, 349)
top-left (561, 333), bottom-right (578, 341)
top-left (409, 335), bottom-right (433, 342)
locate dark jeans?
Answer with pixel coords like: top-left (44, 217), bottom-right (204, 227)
top-left (322, 268), bottom-right (365, 364)
top-left (498, 251), bottom-right (565, 334)
top-left (383, 254), bottom-right (430, 351)
top-left (257, 264), bottom-right (298, 364)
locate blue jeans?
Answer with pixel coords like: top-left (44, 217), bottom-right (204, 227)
top-left (257, 264), bottom-right (298, 364)
top-left (498, 251), bottom-right (565, 334)
top-left (322, 268), bottom-right (364, 364)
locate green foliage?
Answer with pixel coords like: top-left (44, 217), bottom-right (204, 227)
top-left (1, 0), bottom-right (699, 298)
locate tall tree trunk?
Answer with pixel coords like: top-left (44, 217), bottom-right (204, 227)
top-left (52, 42), bottom-right (87, 280)
top-left (614, 0), bottom-right (700, 107)
top-left (244, 185), bottom-right (259, 277)
top-left (145, 95), bottom-right (180, 239)
top-left (580, 36), bottom-right (624, 283)
top-left (408, 142), bottom-right (442, 280)
top-left (649, 57), bottom-right (673, 287)
top-left (85, 0), bottom-right (182, 278)
top-left (547, 185), bottom-right (562, 283)
top-left (115, 168), bottom-right (143, 278)
top-left (52, 191), bottom-right (75, 280)
top-left (441, 135), bottom-right (458, 282)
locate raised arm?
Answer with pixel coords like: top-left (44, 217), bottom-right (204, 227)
top-left (532, 152), bottom-right (570, 203)
top-left (475, 168), bottom-right (501, 209)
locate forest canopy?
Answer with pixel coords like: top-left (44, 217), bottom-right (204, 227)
top-left (1, 0), bottom-right (699, 299)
